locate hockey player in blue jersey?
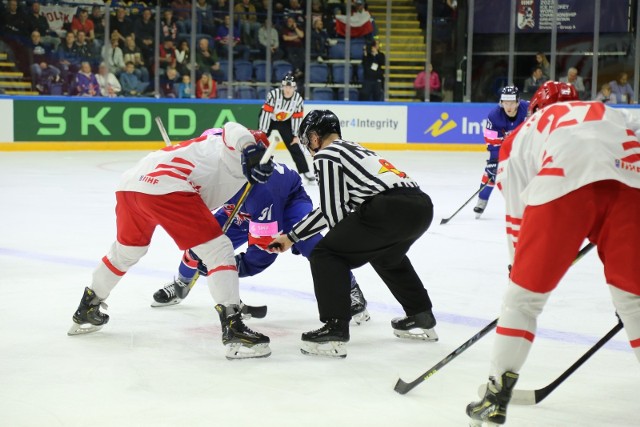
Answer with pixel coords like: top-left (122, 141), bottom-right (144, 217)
top-left (151, 159), bottom-right (370, 324)
top-left (473, 86), bottom-right (529, 218)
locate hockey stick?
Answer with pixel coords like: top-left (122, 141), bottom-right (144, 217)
top-left (155, 116), bottom-right (172, 147)
top-left (394, 318), bottom-right (498, 395)
top-left (394, 243), bottom-right (595, 395)
top-left (440, 180), bottom-right (493, 225)
top-left (477, 319), bottom-right (623, 405)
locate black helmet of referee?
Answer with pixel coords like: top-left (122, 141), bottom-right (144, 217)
top-left (299, 109), bottom-right (342, 151)
top-left (281, 72), bottom-right (296, 87)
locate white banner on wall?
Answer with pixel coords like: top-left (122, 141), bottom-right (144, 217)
top-left (0, 99), bottom-right (14, 143)
top-left (306, 104), bottom-right (407, 143)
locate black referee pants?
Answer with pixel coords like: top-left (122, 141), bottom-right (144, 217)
top-left (269, 120), bottom-right (309, 174)
top-left (309, 188), bottom-right (435, 322)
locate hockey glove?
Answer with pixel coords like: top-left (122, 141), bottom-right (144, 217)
top-left (485, 160), bottom-right (498, 182)
top-left (241, 144), bottom-right (274, 184)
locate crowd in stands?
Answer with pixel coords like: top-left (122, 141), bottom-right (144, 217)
top-left (0, 0), bottom-right (382, 100)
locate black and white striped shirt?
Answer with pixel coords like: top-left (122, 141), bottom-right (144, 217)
top-left (258, 88), bottom-right (305, 135)
top-left (288, 139), bottom-right (420, 242)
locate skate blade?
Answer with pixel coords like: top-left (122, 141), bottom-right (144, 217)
top-left (300, 341), bottom-right (347, 358)
top-left (150, 298), bottom-right (182, 308)
top-left (225, 343), bottom-right (271, 360)
top-left (468, 421), bottom-right (500, 427)
top-left (67, 322), bottom-right (103, 336)
top-left (475, 212), bottom-right (483, 219)
top-left (351, 309), bottom-right (371, 326)
top-left (393, 327), bottom-right (439, 342)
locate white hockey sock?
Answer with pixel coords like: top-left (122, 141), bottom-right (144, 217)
top-left (609, 285), bottom-right (640, 363)
top-left (190, 236), bottom-right (240, 306)
top-left (91, 242), bottom-right (148, 300)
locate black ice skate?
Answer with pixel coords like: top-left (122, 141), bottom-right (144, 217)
top-left (391, 309), bottom-right (438, 341)
top-left (300, 319), bottom-right (350, 358)
top-left (467, 371), bottom-right (519, 426)
top-left (68, 287), bottom-right (109, 336)
top-left (350, 284), bottom-right (370, 325)
top-left (215, 304), bottom-right (271, 360)
top-left (474, 199), bottom-right (488, 219)
top-left (151, 278), bottom-right (192, 307)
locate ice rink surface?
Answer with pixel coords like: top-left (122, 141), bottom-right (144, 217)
top-left (1, 149), bottom-right (638, 427)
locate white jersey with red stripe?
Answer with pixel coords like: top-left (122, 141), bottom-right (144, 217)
top-left (117, 122), bottom-right (254, 210)
top-left (497, 101), bottom-right (640, 259)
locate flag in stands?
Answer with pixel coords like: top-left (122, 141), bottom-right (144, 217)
top-left (334, 12), bottom-right (374, 38)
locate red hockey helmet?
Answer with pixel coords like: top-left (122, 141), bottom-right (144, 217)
top-left (249, 129), bottom-right (270, 148)
top-left (528, 81), bottom-right (579, 115)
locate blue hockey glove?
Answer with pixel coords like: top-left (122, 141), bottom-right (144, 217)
top-left (242, 144), bottom-right (274, 184)
top-left (485, 160), bottom-right (498, 182)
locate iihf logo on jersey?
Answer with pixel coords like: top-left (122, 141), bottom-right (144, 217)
top-left (615, 159), bottom-right (621, 168)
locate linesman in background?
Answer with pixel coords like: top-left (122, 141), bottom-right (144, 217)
top-left (270, 109), bottom-right (438, 358)
top-left (259, 72), bottom-right (315, 184)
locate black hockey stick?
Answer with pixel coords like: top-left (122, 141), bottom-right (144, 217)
top-left (394, 243), bottom-right (595, 395)
top-left (440, 180), bottom-right (492, 225)
top-left (394, 318), bottom-right (498, 394)
top-left (477, 319), bottom-right (623, 405)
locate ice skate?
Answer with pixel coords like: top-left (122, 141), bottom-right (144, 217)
top-left (467, 371), bottom-right (519, 426)
top-left (391, 309), bottom-right (438, 341)
top-left (350, 284), bottom-right (370, 325)
top-left (474, 199), bottom-right (488, 219)
top-left (215, 304), bottom-right (271, 360)
top-left (68, 287), bottom-right (109, 336)
top-left (302, 172), bottom-right (317, 185)
top-left (300, 319), bottom-right (350, 358)
top-left (151, 278), bottom-right (192, 307)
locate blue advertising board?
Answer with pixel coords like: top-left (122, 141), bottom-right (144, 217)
top-left (406, 103), bottom-right (492, 144)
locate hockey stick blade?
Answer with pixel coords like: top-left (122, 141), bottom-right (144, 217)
top-left (440, 181), bottom-right (491, 225)
top-left (476, 320), bottom-right (623, 405)
top-left (242, 303), bottom-right (268, 319)
top-left (394, 318), bottom-right (498, 395)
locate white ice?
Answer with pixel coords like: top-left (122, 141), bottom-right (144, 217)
top-left (0, 150), bottom-right (637, 427)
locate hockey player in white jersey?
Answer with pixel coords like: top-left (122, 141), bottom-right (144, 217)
top-left (467, 81), bottom-right (640, 425)
top-left (68, 122), bottom-right (276, 360)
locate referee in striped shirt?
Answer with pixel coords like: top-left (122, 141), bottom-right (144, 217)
top-left (270, 109), bottom-right (438, 358)
top-left (258, 72), bottom-right (315, 184)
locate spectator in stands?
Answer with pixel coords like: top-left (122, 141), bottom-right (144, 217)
top-left (119, 61), bottom-right (149, 97)
top-left (177, 74), bottom-right (193, 98)
top-left (212, 0), bottom-right (230, 28)
top-left (71, 8), bottom-right (97, 48)
top-left (285, 0), bottom-right (305, 27)
top-left (534, 52), bottom-right (550, 78)
top-left (28, 30), bottom-right (60, 91)
top-left (122, 35), bottom-right (149, 82)
top-left (96, 61), bottom-right (122, 97)
top-left (171, 0), bottom-right (193, 33)
top-left (360, 39), bottom-right (385, 101)
top-left (110, 6), bottom-right (134, 44)
top-left (134, 8), bottom-right (155, 72)
top-left (161, 9), bottom-right (179, 43)
top-left (609, 71), bottom-right (635, 104)
top-left (310, 18), bottom-right (329, 62)
top-left (158, 38), bottom-right (178, 75)
top-left (2, 0), bottom-right (29, 73)
top-left (257, 19), bottom-right (284, 61)
top-left (413, 63), bottom-right (441, 102)
top-left (234, 0), bottom-right (260, 48)
top-left (90, 5), bottom-right (106, 43)
top-left (101, 34), bottom-right (126, 77)
top-left (175, 39), bottom-right (192, 77)
top-left (195, 37), bottom-right (223, 82)
top-left (160, 66), bottom-right (180, 97)
top-left (594, 82), bottom-right (615, 104)
top-left (25, 1), bottom-right (60, 50)
top-left (75, 30), bottom-right (99, 68)
top-left (196, 72), bottom-right (217, 98)
top-left (195, 0), bottom-right (216, 35)
top-left (559, 67), bottom-right (585, 93)
top-left (215, 14), bottom-right (250, 61)
top-left (523, 65), bottom-right (547, 94)
top-left (74, 61), bottom-right (100, 96)
top-left (280, 15), bottom-right (305, 78)
top-left (56, 31), bottom-right (82, 88)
